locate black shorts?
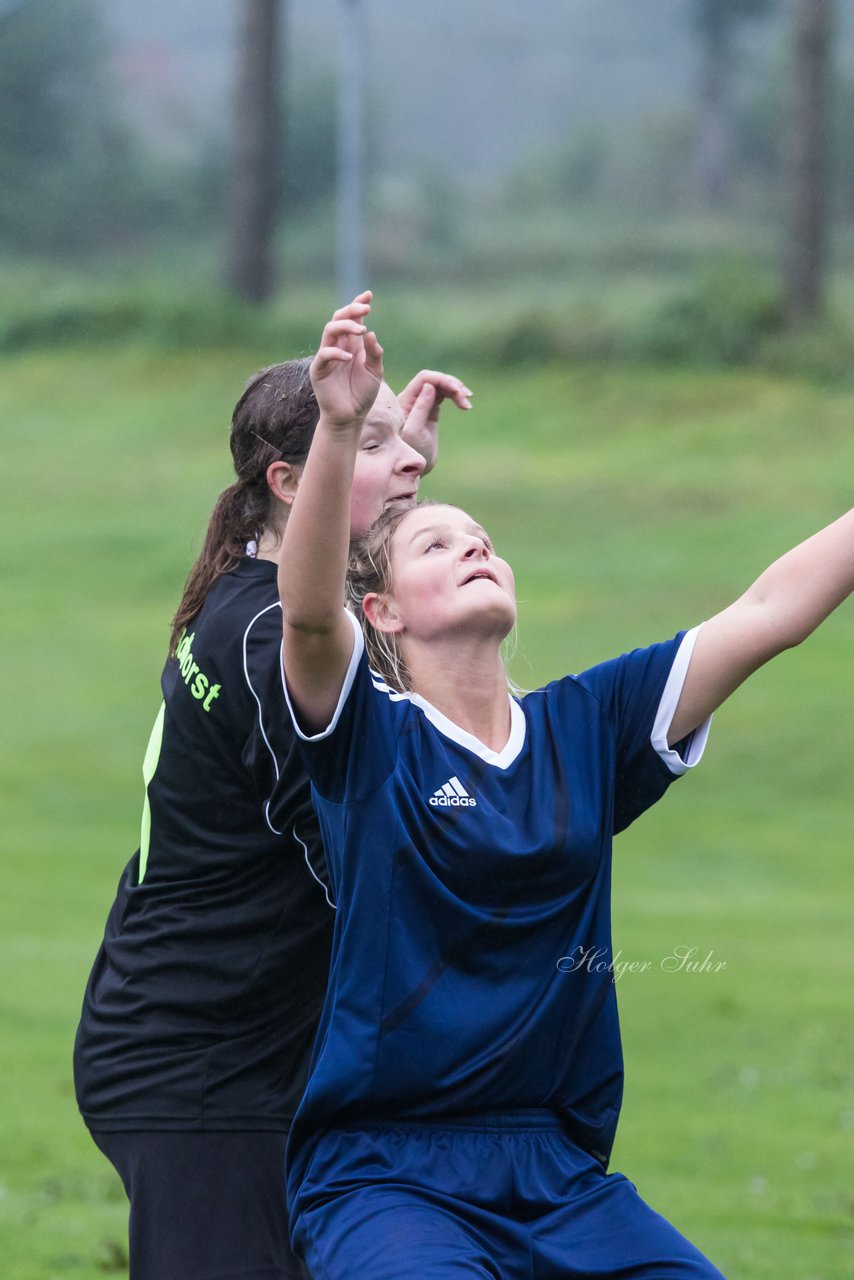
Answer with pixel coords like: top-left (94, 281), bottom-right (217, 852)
top-left (91, 1130), bottom-right (309, 1280)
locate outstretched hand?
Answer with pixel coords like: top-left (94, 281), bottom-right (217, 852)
top-left (310, 291), bottom-right (384, 429)
top-left (398, 370), bottom-right (472, 473)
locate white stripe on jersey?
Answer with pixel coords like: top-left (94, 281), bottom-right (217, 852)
top-left (242, 601), bottom-right (287, 835)
top-left (293, 825), bottom-right (336, 910)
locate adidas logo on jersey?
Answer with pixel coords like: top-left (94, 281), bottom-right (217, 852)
top-left (429, 776), bottom-right (477, 807)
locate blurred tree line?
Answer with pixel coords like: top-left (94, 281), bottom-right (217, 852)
top-left (0, 0), bottom-right (336, 258)
top-left (0, 0), bottom-right (844, 356)
top-left (0, 0), bottom-right (145, 252)
top-left (0, 0), bottom-right (225, 252)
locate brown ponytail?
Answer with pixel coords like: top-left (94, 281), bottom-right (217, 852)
top-left (169, 358), bottom-right (320, 654)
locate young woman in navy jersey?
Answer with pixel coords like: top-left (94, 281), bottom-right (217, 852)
top-left (73, 322), bottom-right (471, 1280)
top-left (279, 293), bottom-right (854, 1280)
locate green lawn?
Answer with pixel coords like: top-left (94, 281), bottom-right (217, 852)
top-left (1, 346), bottom-right (852, 1278)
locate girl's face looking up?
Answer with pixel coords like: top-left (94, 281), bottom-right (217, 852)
top-left (378, 504), bottom-right (517, 645)
top-left (349, 383), bottom-right (425, 538)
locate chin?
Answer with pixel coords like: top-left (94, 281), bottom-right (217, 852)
top-left (470, 600), bottom-right (517, 637)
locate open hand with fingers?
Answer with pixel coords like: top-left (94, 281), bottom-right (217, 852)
top-left (310, 291), bottom-right (384, 430)
top-left (398, 369), bottom-right (473, 471)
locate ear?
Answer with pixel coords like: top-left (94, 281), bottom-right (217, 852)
top-left (266, 461), bottom-right (301, 508)
top-left (362, 592), bottom-right (404, 635)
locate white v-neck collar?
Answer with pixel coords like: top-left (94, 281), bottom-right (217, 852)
top-left (406, 690), bottom-right (527, 770)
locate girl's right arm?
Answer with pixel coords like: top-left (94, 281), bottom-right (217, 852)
top-left (279, 293), bottom-right (383, 733)
top-left (668, 504), bottom-right (854, 745)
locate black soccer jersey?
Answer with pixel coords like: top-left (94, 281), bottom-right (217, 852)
top-left (74, 558), bottom-right (334, 1131)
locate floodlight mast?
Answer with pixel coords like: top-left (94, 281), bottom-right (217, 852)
top-left (337, 0), bottom-right (366, 303)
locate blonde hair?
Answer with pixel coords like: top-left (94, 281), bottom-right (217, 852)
top-left (347, 500), bottom-right (522, 696)
top-left (346, 503), bottom-right (434, 691)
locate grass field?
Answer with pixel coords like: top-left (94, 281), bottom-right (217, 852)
top-left (1, 340), bottom-right (852, 1279)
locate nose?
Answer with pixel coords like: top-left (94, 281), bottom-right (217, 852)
top-left (394, 438), bottom-right (426, 476)
top-left (462, 537), bottom-right (489, 560)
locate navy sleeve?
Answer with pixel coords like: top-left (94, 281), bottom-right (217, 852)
top-left (573, 627), bottom-right (711, 833)
top-left (282, 610), bottom-right (403, 804)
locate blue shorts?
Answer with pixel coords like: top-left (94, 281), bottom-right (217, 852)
top-left (292, 1110), bottom-right (726, 1280)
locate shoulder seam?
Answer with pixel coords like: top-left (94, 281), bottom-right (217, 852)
top-left (563, 672), bottom-right (607, 713)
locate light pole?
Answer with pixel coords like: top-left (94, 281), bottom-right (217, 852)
top-left (337, 0), bottom-right (365, 302)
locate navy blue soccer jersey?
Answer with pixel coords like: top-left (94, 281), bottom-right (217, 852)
top-left (283, 613), bottom-right (710, 1210)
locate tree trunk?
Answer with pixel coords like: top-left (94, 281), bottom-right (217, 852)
top-left (226, 0), bottom-right (282, 303)
top-left (785, 0), bottom-right (834, 325)
top-left (696, 0), bottom-right (733, 209)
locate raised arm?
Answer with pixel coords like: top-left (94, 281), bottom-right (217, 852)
top-left (279, 293), bottom-right (383, 733)
top-left (398, 370), bottom-right (472, 472)
top-left (668, 507), bottom-right (854, 745)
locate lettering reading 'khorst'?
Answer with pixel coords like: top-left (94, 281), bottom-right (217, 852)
top-left (428, 776), bottom-right (477, 807)
top-left (174, 630), bottom-right (221, 712)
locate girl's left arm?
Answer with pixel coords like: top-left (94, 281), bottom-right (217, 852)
top-left (669, 507), bottom-right (854, 745)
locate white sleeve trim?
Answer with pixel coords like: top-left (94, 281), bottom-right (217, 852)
top-left (281, 610), bottom-right (365, 743)
top-left (650, 625), bottom-right (712, 776)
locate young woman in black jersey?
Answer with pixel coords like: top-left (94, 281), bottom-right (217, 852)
top-left (73, 321), bottom-right (471, 1280)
